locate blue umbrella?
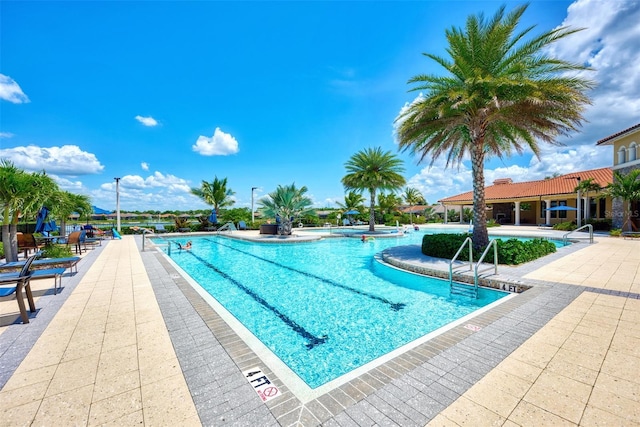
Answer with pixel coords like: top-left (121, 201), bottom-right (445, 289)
top-left (345, 209), bottom-right (360, 215)
top-left (43, 220), bottom-right (57, 233)
top-left (92, 206), bottom-right (111, 215)
top-left (545, 206), bottom-right (578, 211)
top-left (208, 209), bottom-right (217, 224)
top-left (35, 207), bottom-right (49, 233)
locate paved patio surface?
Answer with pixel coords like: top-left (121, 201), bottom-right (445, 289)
top-left (0, 227), bottom-right (638, 426)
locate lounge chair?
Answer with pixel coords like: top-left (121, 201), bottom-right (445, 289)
top-left (64, 231), bottom-right (83, 254)
top-left (155, 224), bottom-right (168, 233)
top-left (0, 254), bottom-right (37, 323)
top-left (17, 233), bottom-right (45, 258)
top-left (238, 221), bottom-right (247, 230)
top-left (0, 256), bottom-right (81, 274)
top-left (79, 230), bottom-right (101, 250)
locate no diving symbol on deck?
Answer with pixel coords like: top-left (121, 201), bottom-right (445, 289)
top-left (464, 324), bottom-right (482, 332)
top-left (242, 367), bottom-right (282, 402)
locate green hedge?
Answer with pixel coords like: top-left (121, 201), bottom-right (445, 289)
top-left (421, 233), bottom-right (556, 265)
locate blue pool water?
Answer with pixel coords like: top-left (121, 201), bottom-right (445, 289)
top-left (154, 235), bottom-right (508, 388)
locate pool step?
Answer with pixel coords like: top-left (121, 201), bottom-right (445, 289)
top-left (450, 282), bottom-right (478, 298)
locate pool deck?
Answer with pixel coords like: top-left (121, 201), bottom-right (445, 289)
top-left (0, 225), bottom-right (638, 426)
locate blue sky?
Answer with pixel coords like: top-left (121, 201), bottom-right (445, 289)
top-left (1, 0), bottom-right (639, 213)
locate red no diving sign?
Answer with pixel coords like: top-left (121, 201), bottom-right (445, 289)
top-left (243, 367), bottom-right (282, 402)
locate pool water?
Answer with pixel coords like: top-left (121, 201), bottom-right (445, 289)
top-left (155, 235), bottom-right (508, 388)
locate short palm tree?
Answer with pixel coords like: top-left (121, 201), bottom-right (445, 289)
top-left (395, 4), bottom-right (594, 248)
top-left (403, 187), bottom-right (425, 224)
top-left (602, 169), bottom-right (640, 231)
top-left (258, 183), bottom-right (315, 235)
top-left (336, 191), bottom-right (365, 214)
top-left (575, 178), bottom-right (602, 220)
top-left (190, 176), bottom-right (235, 216)
top-left (342, 147), bottom-right (406, 232)
top-left (50, 191), bottom-right (92, 239)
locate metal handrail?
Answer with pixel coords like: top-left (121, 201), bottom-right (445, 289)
top-left (449, 236), bottom-right (473, 286)
top-left (563, 224), bottom-right (593, 244)
top-left (217, 222), bottom-right (237, 233)
top-left (475, 239), bottom-right (498, 288)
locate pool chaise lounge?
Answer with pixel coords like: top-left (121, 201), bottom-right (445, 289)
top-left (0, 256), bottom-right (81, 274)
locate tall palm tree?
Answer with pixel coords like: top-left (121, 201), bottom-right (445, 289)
top-left (575, 178), bottom-right (602, 221)
top-left (190, 176), bottom-right (235, 216)
top-left (403, 187), bottom-right (425, 224)
top-left (395, 4), bottom-right (594, 248)
top-left (258, 183), bottom-right (315, 235)
top-left (602, 169), bottom-right (640, 231)
top-left (342, 147), bottom-right (406, 232)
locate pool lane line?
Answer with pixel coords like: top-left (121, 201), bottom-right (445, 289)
top-left (184, 250), bottom-right (328, 350)
top-left (204, 238), bottom-right (406, 311)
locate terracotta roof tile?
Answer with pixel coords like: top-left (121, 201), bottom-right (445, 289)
top-left (597, 123), bottom-right (640, 145)
top-left (439, 167), bottom-right (612, 203)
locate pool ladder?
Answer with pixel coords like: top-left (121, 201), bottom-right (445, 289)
top-left (448, 238), bottom-right (499, 298)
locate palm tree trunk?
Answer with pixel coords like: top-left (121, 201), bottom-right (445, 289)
top-left (369, 190), bottom-right (376, 232)
top-left (471, 144), bottom-right (489, 249)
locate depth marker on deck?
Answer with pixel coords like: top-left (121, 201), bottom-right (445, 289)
top-left (243, 367), bottom-right (282, 402)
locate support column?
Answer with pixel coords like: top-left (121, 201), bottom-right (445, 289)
top-left (444, 205), bottom-right (448, 224)
top-left (545, 199), bottom-right (551, 225)
top-left (514, 201), bottom-right (521, 226)
top-left (459, 205), bottom-right (464, 223)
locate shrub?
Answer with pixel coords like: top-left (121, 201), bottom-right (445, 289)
top-left (486, 219), bottom-right (501, 228)
top-left (553, 221), bottom-right (576, 231)
top-left (0, 244), bottom-right (4, 259)
top-left (610, 228), bottom-right (622, 237)
top-left (422, 234), bottom-right (556, 265)
top-left (40, 244), bottom-right (73, 259)
top-left (586, 219), bottom-right (612, 231)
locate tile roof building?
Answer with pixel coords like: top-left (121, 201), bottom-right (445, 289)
top-left (439, 168), bottom-right (613, 226)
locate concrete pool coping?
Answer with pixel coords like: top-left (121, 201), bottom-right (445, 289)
top-left (1, 226), bottom-right (638, 425)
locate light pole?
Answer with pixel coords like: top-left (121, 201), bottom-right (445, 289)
top-left (114, 177), bottom-right (121, 232)
top-left (251, 187), bottom-right (258, 224)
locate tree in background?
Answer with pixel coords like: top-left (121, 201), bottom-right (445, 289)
top-left (258, 183), bottom-right (315, 235)
top-left (575, 178), bottom-right (602, 220)
top-left (602, 169), bottom-right (640, 231)
top-left (50, 191), bottom-right (92, 238)
top-left (395, 4), bottom-right (593, 249)
top-left (403, 187), bottom-right (426, 224)
top-left (190, 176), bottom-right (235, 216)
top-left (342, 147), bottom-right (406, 232)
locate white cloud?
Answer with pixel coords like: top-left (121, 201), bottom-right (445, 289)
top-left (0, 132), bottom-right (14, 138)
top-left (93, 170), bottom-right (205, 211)
top-left (0, 145), bottom-right (104, 175)
top-left (49, 174), bottom-right (85, 191)
top-left (141, 162), bottom-right (149, 171)
top-left (0, 74), bottom-right (29, 103)
top-left (135, 115), bottom-right (158, 127)
top-left (192, 127), bottom-right (239, 156)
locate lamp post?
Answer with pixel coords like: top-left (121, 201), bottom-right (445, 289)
top-left (114, 177), bottom-right (121, 232)
top-left (251, 187), bottom-right (257, 224)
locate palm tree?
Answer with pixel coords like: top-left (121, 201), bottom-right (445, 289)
top-left (602, 169), bottom-right (640, 231)
top-left (190, 176), bottom-right (235, 216)
top-left (0, 161), bottom-right (58, 261)
top-left (575, 178), bottom-right (602, 220)
top-left (336, 191), bottom-right (365, 213)
top-left (395, 4), bottom-right (594, 249)
top-left (50, 191), bottom-right (92, 239)
top-left (403, 187), bottom-right (425, 224)
top-left (258, 183), bottom-right (315, 235)
top-left (342, 147), bottom-right (406, 232)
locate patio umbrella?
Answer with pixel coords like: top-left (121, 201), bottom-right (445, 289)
top-left (92, 206), bottom-right (111, 215)
top-left (545, 206), bottom-right (578, 211)
top-left (344, 210), bottom-right (360, 215)
top-left (34, 207), bottom-right (50, 233)
top-left (208, 209), bottom-right (217, 224)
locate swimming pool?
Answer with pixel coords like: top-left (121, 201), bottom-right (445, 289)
top-left (154, 235), bottom-right (508, 390)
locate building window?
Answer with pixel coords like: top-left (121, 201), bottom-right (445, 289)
top-left (618, 146), bottom-right (627, 164)
top-left (630, 142), bottom-right (637, 162)
top-left (599, 198), bottom-right (606, 219)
